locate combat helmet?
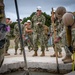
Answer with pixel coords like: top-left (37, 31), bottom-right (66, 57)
top-left (55, 6), bottom-right (66, 19)
top-left (62, 12), bottom-right (75, 28)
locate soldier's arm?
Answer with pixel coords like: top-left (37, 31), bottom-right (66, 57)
top-left (14, 24), bottom-right (17, 36)
top-left (25, 28), bottom-right (33, 33)
top-left (58, 26), bottom-right (66, 38)
top-left (31, 15), bottom-right (35, 28)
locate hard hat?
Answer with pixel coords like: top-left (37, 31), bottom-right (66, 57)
top-left (27, 20), bottom-right (31, 23)
top-left (62, 13), bottom-right (75, 27)
top-left (55, 6), bottom-right (66, 19)
top-left (37, 6), bottom-right (41, 10)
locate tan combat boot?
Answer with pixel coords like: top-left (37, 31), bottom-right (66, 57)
top-left (40, 51), bottom-right (45, 56)
top-left (46, 48), bottom-right (49, 51)
top-left (14, 50), bottom-right (17, 55)
top-left (62, 56), bottom-right (68, 61)
top-left (32, 51), bottom-right (38, 56)
top-left (58, 52), bottom-right (62, 58)
top-left (19, 51), bottom-right (22, 55)
top-left (50, 53), bottom-right (57, 57)
top-left (63, 55), bottom-right (73, 64)
top-left (19, 49), bottom-right (22, 55)
top-left (4, 51), bottom-right (10, 56)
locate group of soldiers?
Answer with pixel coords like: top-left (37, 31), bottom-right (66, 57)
top-left (7, 6), bottom-right (49, 57)
top-left (13, 6), bottom-right (75, 64)
top-left (51, 7), bottom-right (75, 64)
top-left (0, 0), bottom-right (75, 66)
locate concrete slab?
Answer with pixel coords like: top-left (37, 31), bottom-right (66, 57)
top-left (0, 47), bottom-right (75, 73)
top-left (65, 71), bottom-right (75, 75)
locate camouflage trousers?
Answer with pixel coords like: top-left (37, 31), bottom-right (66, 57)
top-left (53, 43), bottom-right (62, 54)
top-left (0, 47), bottom-right (4, 67)
top-left (44, 34), bottom-right (49, 50)
top-left (62, 34), bottom-right (72, 56)
top-left (14, 36), bottom-right (22, 51)
top-left (24, 34), bottom-right (33, 50)
top-left (33, 32), bottom-right (45, 51)
top-left (60, 28), bottom-right (75, 57)
top-left (52, 35), bottom-right (62, 53)
top-left (4, 37), bottom-right (10, 53)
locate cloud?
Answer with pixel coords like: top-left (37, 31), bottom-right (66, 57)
top-left (5, 12), bottom-right (16, 21)
top-left (4, 0), bottom-right (75, 22)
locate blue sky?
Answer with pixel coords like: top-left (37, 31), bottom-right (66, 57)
top-left (4, 0), bottom-right (75, 22)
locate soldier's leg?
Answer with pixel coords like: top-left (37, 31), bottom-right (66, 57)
top-left (14, 37), bottom-right (19, 55)
top-left (28, 40), bottom-right (33, 52)
top-left (27, 39), bottom-right (31, 51)
top-left (29, 35), bottom-right (34, 50)
top-left (56, 43), bottom-right (62, 58)
top-left (62, 36), bottom-right (72, 63)
top-left (50, 36), bottom-right (58, 57)
top-left (0, 47), bottom-right (4, 67)
top-left (51, 43), bottom-right (62, 58)
top-left (39, 34), bottom-right (45, 56)
top-left (44, 35), bottom-right (49, 51)
top-left (50, 42), bottom-right (56, 57)
top-left (32, 34), bottom-right (38, 56)
top-left (4, 39), bottom-right (10, 56)
top-left (19, 38), bottom-right (25, 55)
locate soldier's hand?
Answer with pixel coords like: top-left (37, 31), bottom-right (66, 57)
top-left (36, 22), bottom-right (40, 25)
top-left (54, 37), bottom-right (61, 43)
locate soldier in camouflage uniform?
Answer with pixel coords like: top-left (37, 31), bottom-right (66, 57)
top-left (24, 20), bottom-right (33, 51)
top-left (62, 13), bottom-right (75, 63)
top-left (4, 18), bottom-right (11, 56)
top-left (43, 25), bottom-right (49, 51)
top-left (23, 22), bottom-right (28, 46)
top-left (50, 19), bottom-right (63, 58)
top-left (54, 8), bottom-right (73, 63)
top-left (31, 6), bottom-right (46, 56)
top-left (14, 19), bottom-right (24, 55)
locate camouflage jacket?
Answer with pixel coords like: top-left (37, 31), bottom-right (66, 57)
top-left (31, 14), bottom-right (46, 33)
top-left (24, 25), bottom-right (33, 35)
top-left (14, 23), bottom-right (24, 36)
top-left (43, 25), bottom-right (49, 35)
top-left (55, 20), bottom-right (63, 35)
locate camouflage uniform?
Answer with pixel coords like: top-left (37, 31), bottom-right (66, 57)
top-left (51, 20), bottom-right (63, 57)
top-left (24, 23), bottom-right (33, 51)
top-left (0, 0), bottom-right (5, 67)
top-left (55, 20), bottom-right (63, 56)
top-left (72, 28), bottom-right (75, 50)
top-left (43, 25), bottom-right (49, 51)
top-left (4, 21), bottom-right (11, 56)
top-left (14, 23), bottom-right (24, 55)
top-left (58, 26), bottom-right (73, 63)
top-left (32, 13), bottom-right (46, 56)
top-left (61, 27), bottom-right (75, 57)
